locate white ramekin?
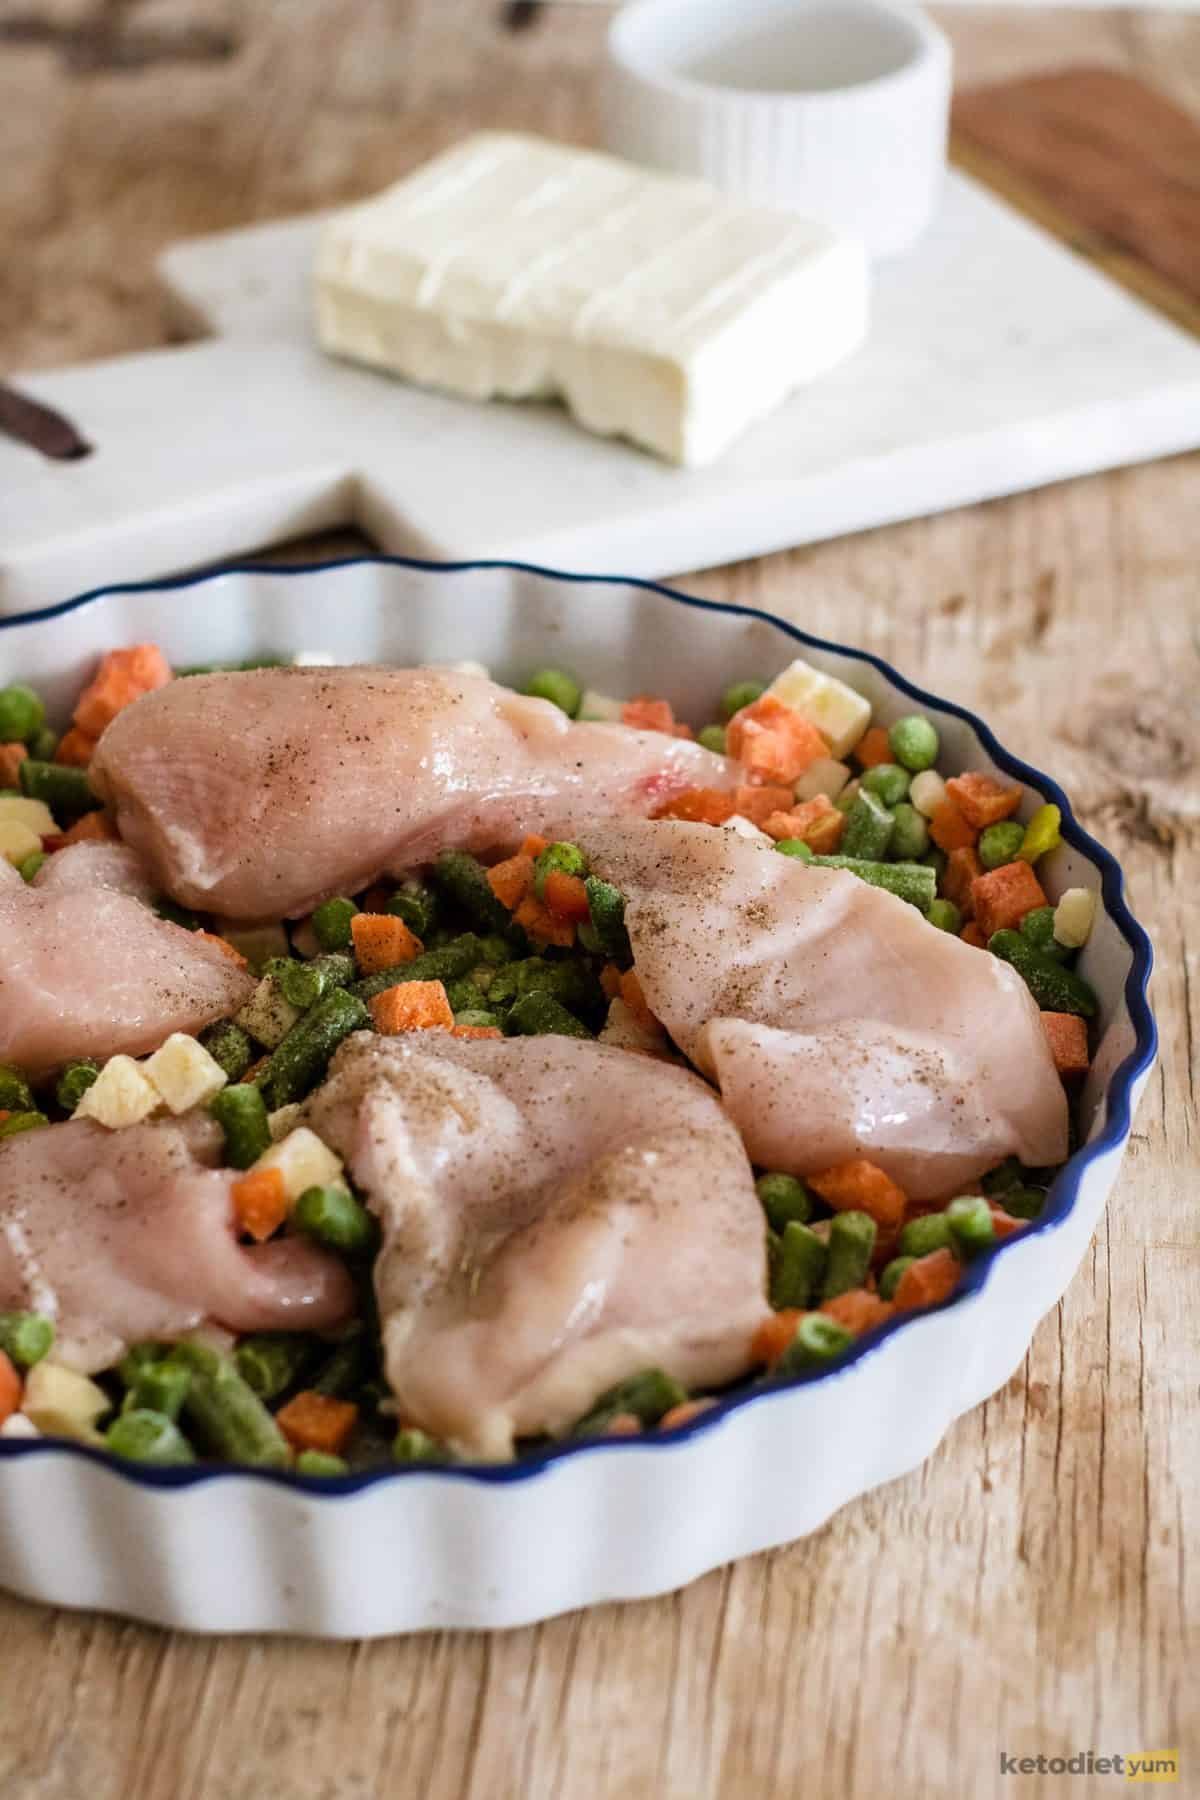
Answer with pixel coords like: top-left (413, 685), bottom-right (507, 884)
top-left (0, 558), bottom-right (1155, 1636)
top-left (602, 0), bottom-right (952, 255)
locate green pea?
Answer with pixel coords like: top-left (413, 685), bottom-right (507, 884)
top-left (393, 1428), bottom-right (441, 1463)
top-left (697, 724), bottom-right (727, 755)
top-left (17, 851), bottom-right (45, 884)
top-left (524, 669), bottom-right (581, 718)
top-left (533, 841), bottom-right (588, 900)
top-left (889, 802), bottom-right (929, 861)
top-left (311, 896), bottom-right (359, 952)
top-left (861, 763), bottom-right (911, 808)
top-left (978, 820), bottom-right (1026, 870)
top-left (946, 1196), bottom-right (996, 1259)
top-left (296, 1449), bottom-right (349, 1477)
top-left (888, 715), bottom-right (940, 773)
top-left (292, 1185), bottom-right (377, 1258)
top-left (720, 680), bottom-right (765, 721)
top-left (774, 838), bottom-right (813, 862)
top-left (927, 898), bottom-right (961, 934)
top-left (0, 685), bottom-right (45, 744)
top-left (756, 1172), bottom-right (812, 1232)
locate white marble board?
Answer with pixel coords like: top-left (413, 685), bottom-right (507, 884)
top-left (2, 170), bottom-right (1199, 615)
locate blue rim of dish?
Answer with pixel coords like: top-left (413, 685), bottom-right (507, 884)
top-left (0, 553), bottom-right (1158, 1492)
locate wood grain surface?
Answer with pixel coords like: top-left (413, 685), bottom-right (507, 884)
top-left (0, 6), bottom-right (1197, 1798)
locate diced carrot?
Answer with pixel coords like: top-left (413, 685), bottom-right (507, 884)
top-left (1041, 1011), bottom-right (1090, 1077)
top-left (943, 846), bottom-right (983, 914)
top-left (369, 980), bottom-right (454, 1035)
top-left (196, 930), bottom-right (249, 968)
top-left (727, 695), bottom-right (829, 786)
top-left (514, 892), bottom-right (575, 948)
top-left (622, 696), bottom-right (679, 736)
top-left (231, 1166), bottom-right (288, 1243)
top-left (988, 1205), bottom-right (1027, 1241)
top-left (451, 1024), bottom-right (503, 1040)
top-left (945, 771), bottom-right (1022, 830)
top-left (819, 1289), bottom-right (895, 1334)
top-left (854, 726), bottom-right (893, 769)
top-left (73, 644), bottom-right (172, 737)
top-left (893, 1247), bottom-right (960, 1312)
top-left (807, 1159), bottom-right (907, 1229)
top-left (620, 968), bottom-right (656, 1031)
top-left (929, 798), bottom-right (979, 853)
top-left (350, 911), bottom-right (422, 975)
top-left (762, 794), bottom-right (846, 853)
top-left (0, 1112), bottom-right (8, 1124)
top-left (751, 1310), bottom-right (803, 1366)
top-left (276, 1390), bottom-right (358, 1456)
top-left (487, 852), bottom-right (536, 911)
top-left (605, 1413), bottom-right (643, 1437)
top-left (0, 742), bottom-right (28, 787)
top-left (0, 1350), bottom-right (21, 1428)
top-left (600, 963), bottom-right (623, 1001)
top-left (732, 784), bottom-right (795, 825)
top-left (652, 786), bottom-right (736, 826)
top-left (54, 727), bottom-right (98, 769)
top-left (960, 922), bottom-right (988, 950)
top-left (971, 861), bottom-right (1047, 938)
top-left (543, 868), bottom-right (591, 922)
top-left (659, 1398), bottom-right (717, 1431)
top-left (59, 810), bottom-right (117, 846)
top-left (520, 834), bottom-right (550, 858)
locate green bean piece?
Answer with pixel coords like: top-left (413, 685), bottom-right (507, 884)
top-left (835, 784), bottom-right (860, 814)
top-left (276, 951), bottom-right (355, 1012)
top-left (978, 820), bottom-right (1026, 871)
top-left (888, 715), bottom-right (940, 773)
top-left (0, 684), bottom-right (45, 743)
top-left (352, 933), bottom-right (485, 1002)
top-left (987, 930), bottom-right (1098, 1017)
top-left (841, 790), bottom-right (895, 861)
top-left (393, 1427), bottom-right (442, 1463)
top-left (756, 1172), bottom-right (812, 1232)
top-left (445, 977), bottom-right (489, 1015)
top-left (697, 724), bottom-right (727, 754)
top-left (117, 1343), bottom-right (169, 1388)
top-left (513, 956), bottom-right (604, 1022)
top-left (167, 1341), bottom-right (290, 1467)
top-left (125, 1360), bottom-right (191, 1423)
top-left (879, 1256), bottom-right (916, 1302)
top-left (55, 1058), bottom-right (100, 1113)
top-left (311, 896), bottom-right (359, 952)
top-left (507, 993), bottom-right (593, 1039)
top-left (28, 726), bottom-right (58, 763)
top-left (0, 1311), bottom-right (54, 1369)
top-left (385, 880), bottom-right (439, 939)
top-left (209, 1082), bottom-right (271, 1170)
top-left (774, 1315), bottom-right (854, 1379)
top-left (430, 850), bottom-right (518, 938)
top-left (18, 758), bottom-right (98, 821)
top-left (523, 669), bottom-right (581, 718)
top-left (295, 1449), bottom-right (349, 1477)
top-left (199, 1019), bottom-right (255, 1084)
top-left (259, 989), bottom-right (371, 1109)
top-left (1000, 1186), bottom-right (1047, 1221)
top-left (946, 1196), bottom-right (996, 1258)
top-left (239, 655), bottom-right (289, 671)
top-left (17, 850), bottom-right (45, 883)
top-left (810, 856), bottom-right (937, 912)
top-left (1019, 905), bottom-right (1071, 964)
top-left (720, 679), bottom-right (765, 721)
top-left (0, 1113), bottom-right (48, 1139)
top-left (584, 876), bottom-right (632, 961)
top-left (0, 1065), bottom-right (35, 1114)
top-left (105, 1409), bottom-right (196, 1467)
top-left (476, 933), bottom-right (518, 966)
top-left (898, 1213), bottom-right (953, 1258)
top-left (454, 1009), bottom-right (501, 1031)
top-left (862, 763), bottom-right (911, 808)
top-left (292, 1185), bottom-right (377, 1258)
top-left (234, 1333), bottom-right (317, 1401)
top-left (533, 841), bottom-right (588, 900)
top-left (312, 1327), bottom-right (371, 1399)
top-left (769, 1221), bottom-right (828, 1310)
top-left (573, 1369), bottom-right (686, 1436)
top-left (153, 897), bottom-right (202, 931)
top-left (821, 1210), bottom-right (877, 1300)
top-left (774, 838), bottom-right (814, 862)
top-left (927, 898), bottom-right (962, 934)
top-left (889, 802), bottom-right (929, 861)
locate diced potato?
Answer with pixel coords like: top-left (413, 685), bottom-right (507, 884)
top-left (236, 975), bottom-right (302, 1048)
top-left (0, 1413), bottom-right (39, 1440)
top-left (1053, 887), bottom-right (1097, 949)
top-left (251, 1127), bottom-right (346, 1203)
top-left (0, 819), bottom-right (43, 866)
top-left (909, 770), bottom-right (948, 818)
top-left (794, 756), bottom-right (851, 803)
top-left (74, 1055), bottom-right (161, 1128)
top-left (22, 1362), bottom-right (109, 1444)
top-left (267, 1102), bottom-right (303, 1142)
top-left (142, 1033), bottom-right (228, 1115)
top-left (0, 795), bottom-right (57, 837)
top-left (764, 658), bottom-right (872, 760)
top-left (577, 689), bottom-right (624, 722)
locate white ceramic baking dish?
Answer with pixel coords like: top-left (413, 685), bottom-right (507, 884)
top-left (0, 558), bottom-right (1155, 1637)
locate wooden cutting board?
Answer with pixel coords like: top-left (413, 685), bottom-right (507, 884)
top-left (1, 67), bottom-right (1198, 614)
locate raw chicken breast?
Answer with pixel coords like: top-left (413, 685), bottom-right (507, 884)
top-left (0, 856), bottom-right (20, 888)
top-left (89, 666), bottom-right (734, 918)
top-left (32, 840), bottom-right (157, 903)
top-left (0, 884), bottom-right (254, 1077)
top-left (306, 1032), bottom-right (770, 1459)
top-left (0, 1117), bottom-right (354, 1372)
top-left (585, 820), bottom-right (1069, 1198)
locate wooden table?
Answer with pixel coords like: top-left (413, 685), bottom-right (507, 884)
top-left (1, 7), bottom-right (1196, 1796)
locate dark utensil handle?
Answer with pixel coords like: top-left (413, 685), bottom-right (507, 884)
top-left (0, 383), bottom-right (92, 460)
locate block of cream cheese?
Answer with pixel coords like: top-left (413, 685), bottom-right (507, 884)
top-left (315, 132), bottom-right (869, 467)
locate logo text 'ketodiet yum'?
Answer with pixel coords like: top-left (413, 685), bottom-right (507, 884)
top-left (998, 1751), bottom-right (1179, 1782)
